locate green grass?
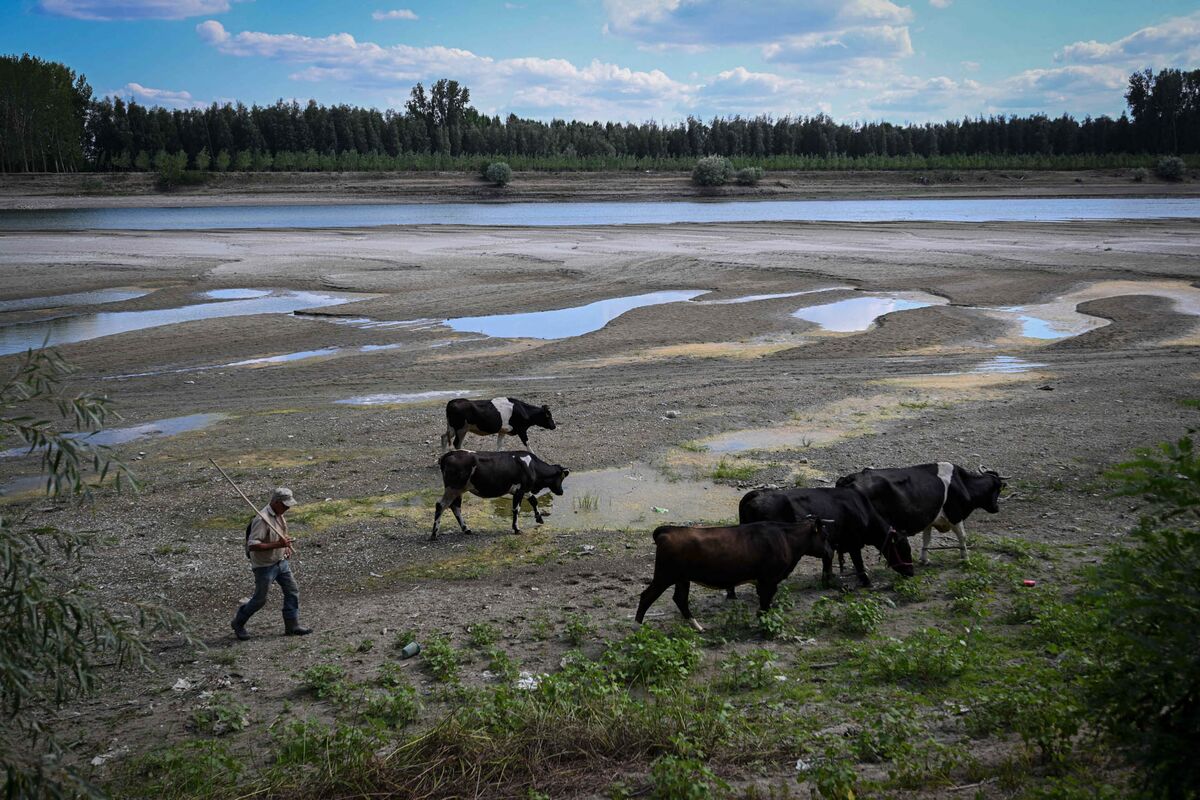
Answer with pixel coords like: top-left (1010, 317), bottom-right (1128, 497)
top-left (710, 458), bottom-right (761, 481)
top-left (573, 492), bottom-right (600, 511)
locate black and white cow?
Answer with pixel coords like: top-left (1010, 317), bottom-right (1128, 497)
top-left (441, 397), bottom-right (556, 452)
top-left (738, 486), bottom-right (914, 586)
top-left (835, 463), bottom-right (1007, 565)
top-left (431, 450), bottom-right (570, 540)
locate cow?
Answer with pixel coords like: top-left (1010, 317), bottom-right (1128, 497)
top-left (431, 450), bottom-right (569, 540)
top-left (635, 519), bottom-right (831, 632)
top-left (738, 487), bottom-right (914, 587)
top-left (835, 463), bottom-right (1007, 565)
top-left (441, 397), bottom-right (556, 452)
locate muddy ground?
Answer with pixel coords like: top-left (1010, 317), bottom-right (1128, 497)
top-left (1, 190), bottom-right (1199, 797)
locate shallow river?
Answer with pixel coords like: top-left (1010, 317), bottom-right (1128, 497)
top-left (1, 197), bottom-right (1198, 230)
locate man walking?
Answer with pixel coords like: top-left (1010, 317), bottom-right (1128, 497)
top-left (231, 487), bottom-right (312, 640)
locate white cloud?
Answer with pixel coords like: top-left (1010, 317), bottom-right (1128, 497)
top-left (108, 82), bottom-right (201, 108)
top-left (39, 0), bottom-right (236, 20)
top-left (602, 0), bottom-right (912, 47)
top-left (928, 0), bottom-right (951, 8)
top-left (696, 67), bottom-right (825, 116)
top-left (995, 64), bottom-right (1127, 110)
top-left (961, 60), bottom-right (980, 72)
top-left (763, 25), bottom-right (912, 68)
top-left (865, 75), bottom-right (979, 115)
top-left (1055, 12), bottom-right (1200, 66)
top-left (372, 9), bottom-right (417, 21)
top-left (195, 21), bottom-right (693, 121)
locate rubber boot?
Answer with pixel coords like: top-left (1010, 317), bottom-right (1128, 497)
top-left (284, 618), bottom-right (312, 636)
top-left (231, 617), bottom-right (250, 641)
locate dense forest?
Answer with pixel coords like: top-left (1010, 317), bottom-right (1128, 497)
top-left (1, 53), bottom-right (1198, 174)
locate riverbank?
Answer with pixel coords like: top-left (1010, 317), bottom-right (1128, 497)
top-left (1, 167), bottom-right (1197, 209)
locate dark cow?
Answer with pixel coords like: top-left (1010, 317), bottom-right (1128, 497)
top-left (431, 450), bottom-right (569, 540)
top-left (835, 462), bottom-right (1006, 565)
top-left (635, 519), bottom-right (831, 631)
top-left (738, 487), bottom-right (914, 586)
top-left (441, 397), bottom-right (556, 452)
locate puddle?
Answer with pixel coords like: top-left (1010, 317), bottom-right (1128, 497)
top-left (982, 280), bottom-right (1200, 341)
top-left (324, 317), bottom-right (442, 331)
top-left (0, 474), bottom-right (50, 499)
top-left (482, 462), bottom-right (742, 530)
top-left (0, 289), bottom-right (369, 356)
top-left (205, 289), bottom-right (271, 300)
top-left (226, 348), bottom-right (342, 367)
top-left (444, 290), bottom-right (707, 339)
top-left (0, 412), bottom-right (228, 458)
top-left (336, 390), bottom-right (464, 406)
top-left (792, 291), bottom-right (949, 333)
top-left (703, 426), bottom-right (842, 454)
top-left (695, 286), bottom-right (853, 305)
top-left (970, 356), bottom-right (1046, 374)
top-left (0, 288), bottom-right (152, 313)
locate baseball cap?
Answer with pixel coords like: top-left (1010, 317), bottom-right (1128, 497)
top-left (271, 487), bottom-right (296, 508)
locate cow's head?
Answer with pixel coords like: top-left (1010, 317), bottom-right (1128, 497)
top-left (881, 527), bottom-right (915, 577)
top-left (976, 464), bottom-right (1009, 514)
top-left (547, 466), bottom-right (569, 495)
top-left (537, 404), bottom-right (557, 430)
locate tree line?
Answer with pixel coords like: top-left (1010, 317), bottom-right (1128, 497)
top-left (2, 53), bottom-right (1197, 174)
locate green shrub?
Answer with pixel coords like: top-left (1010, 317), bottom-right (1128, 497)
top-left (734, 166), bottom-right (764, 185)
top-left (965, 677), bottom-right (1081, 764)
top-left (269, 718), bottom-right (383, 778)
top-left (890, 573), bottom-right (931, 603)
top-left (485, 161), bottom-right (512, 186)
top-left (803, 593), bottom-right (885, 636)
top-left (691, 155), bottom-right (734, 187)
top-left (1131, 166), bottom-right (1149, 182)
top-left (864, 627), bottom-right (975, 686)
top-left (1155, 155), bottom-right (1186, 181)
top-left (467, 622), bottom-right (500, 648)
top-left (850, 708), bottom-right (921, 763)
top-left (603, 627), bottom-right (700, 688)
top-left (564, 613), bottom-right (593, 646)
top-left (422, 634), bottom-right (461, 683)
top-left (298, 663), bottom-right (350, 701)
top-left (717, 648), bottom-right (777, 692)
top-left (121, 740), bottom-right (244, 799)
top-left (188, 693), bottom-right (250, 736)
top-left (360, 684), bottom-right (420, 728)
top-left (649, 746), bottom-right (727, 799)
top-left (1084, 431), bottom-right (1200, 797)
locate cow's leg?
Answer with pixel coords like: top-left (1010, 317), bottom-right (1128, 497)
top-left (496, 432), bottom-right (506, 450)
top-left (821, 553), bottom-right (835, 588)
top-left (725, 587), bottom-right (737, 600)
top-left (850, 547), bottom-right (872, 587)
top-left (672, 581), bottom-right (702, 632)
top-left (636, 577), bottom-right (671, 624)
top-left (755, 580), bottom-right (778, 613)
top-left (919, 526), bottom-right (934, 565)
top-left (452, 427), bottom-right (467, 450)
top-left (440, 425), bottom-right (453, 453)
top-left (527, 493), bottom-right (544, 525)
top-left (838, 550), bottom-right (846, 573)
top-left (517, 430), bottom-right (530, 450)
top-left (952, 521), bottom-right (968, 560)
top-left (432, 488), bottom-right (456, 540)
top-left (450, 496), bottom-right (471, 534)
top-left (510, 491), bottom-right (523, 533)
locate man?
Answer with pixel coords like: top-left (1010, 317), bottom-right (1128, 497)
top-left (231, 487), bottom-right (312, 640)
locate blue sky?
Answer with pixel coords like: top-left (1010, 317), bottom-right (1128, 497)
top-left (5, 0), bottom-right (1199, 123)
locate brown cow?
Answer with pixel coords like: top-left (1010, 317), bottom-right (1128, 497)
top-left (635, 519), bottom-right (830, 632)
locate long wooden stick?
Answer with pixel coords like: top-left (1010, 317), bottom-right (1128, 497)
top-left (210, 458), bottom-right (288, 541)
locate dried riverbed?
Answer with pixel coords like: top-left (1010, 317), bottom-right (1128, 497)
top-left (1, 199), bottom-right (1199, 796)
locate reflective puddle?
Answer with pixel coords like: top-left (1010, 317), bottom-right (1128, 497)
top-left (0, 412), bottom-right (228, 458)
top-left (205, 289), bottom-right (271, 300)
top-left (972, 355), bottom-right (1046, 373)
top-left (444, 290), bottom-right (707, 339)
top-left (480, 462), bottom-right (742, 530)
top-left (983, 280), bottom-right (1200, 340)
top-left (337, 390), bottom-right (465, 406)
top-left (226, 347), bottom-right (344, 367)
top-left (0, 289), bottom-right (369, 356)
top-left (791, 291), bottom-right (948, 332)
top-left (703, 426), bottom-right (842, 454)
top-left (0, 288), bottom-right (152, 313)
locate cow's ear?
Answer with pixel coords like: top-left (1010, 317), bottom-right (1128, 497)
top-left (561, 468), bottom-right (570, 477)
top-left (541, 404), bottom-right (549, 411)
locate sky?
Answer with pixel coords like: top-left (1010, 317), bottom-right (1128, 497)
top-left (4, 0), bottom-right (1200, 124)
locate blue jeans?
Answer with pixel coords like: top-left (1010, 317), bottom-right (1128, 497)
top-left (234, 559), bottom-right (300, 625)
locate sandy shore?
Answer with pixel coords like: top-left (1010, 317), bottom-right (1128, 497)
top-left (1, 200), bottom-right (1199, 794)
top-left (1, 168), bottom-right (1198, 209)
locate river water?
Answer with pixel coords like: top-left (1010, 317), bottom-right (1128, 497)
top-left (1, 197), bottom-right (1197, 230)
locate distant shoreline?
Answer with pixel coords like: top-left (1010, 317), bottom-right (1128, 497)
top-left (1, 169), bottom-right (1197, 211)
